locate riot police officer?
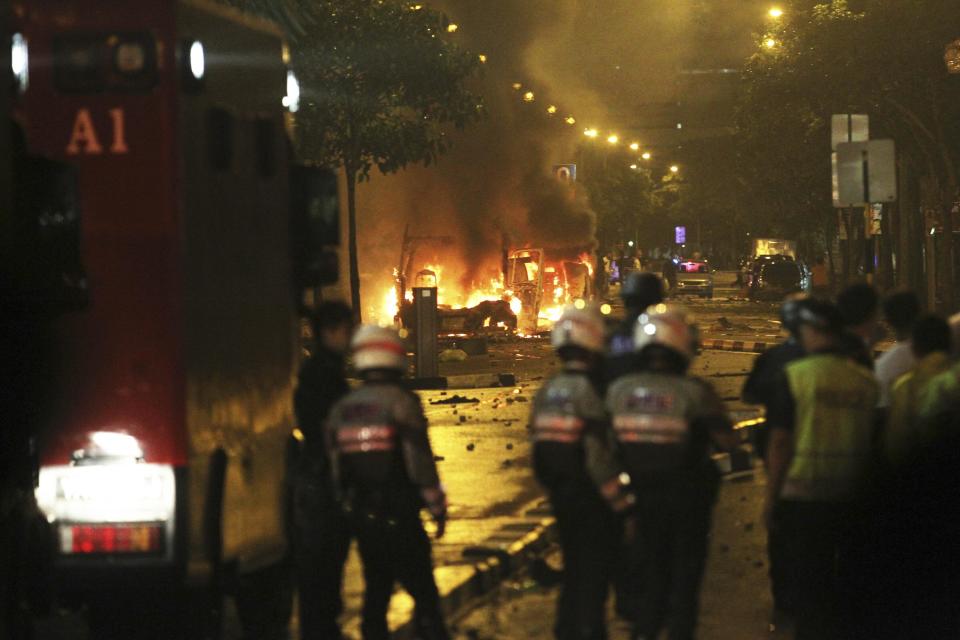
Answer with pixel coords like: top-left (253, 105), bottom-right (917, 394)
top-left (742, 294), bottom-right (807, 620)
top-left (292, 301), bottom-right (354, 640)
top-left (764, 298), bottom-right (879, 639)
top-left (531, 305), bottom-right (635, 640)
top-left (607, 305), bottom-right (736, 640)
top-left (607, 272), bottom-right (665, 383)
top-left (605, 272), bottom-right (664, 618)
top-left (326, 325), bottom-right (448, 640)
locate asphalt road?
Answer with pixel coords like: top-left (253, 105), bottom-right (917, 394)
top-left (32, 297), bottom-right (780, 639)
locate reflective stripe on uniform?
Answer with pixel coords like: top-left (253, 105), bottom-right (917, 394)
top-left (336, 425), bottom-right (397, 453)
top-left (613, 414), bottom-right (688, 444)
top-left (532, 415), bottom-right (584, 443)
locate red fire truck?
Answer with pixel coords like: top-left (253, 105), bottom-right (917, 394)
top-left (10, 1), bottom-right (335, 634)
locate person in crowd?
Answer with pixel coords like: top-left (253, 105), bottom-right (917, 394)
top-left (836, 283), bottom-right (881, 369)
top-left (810, 257), bottom-right (830, 297)
top-left (874, 289), bottom-right (921, 409)
top-left (530, 305), bottom-right (634, 639)
top-left (607, 305), bottom-right (737, 640)
top-left (742, 293), bottom-right (808, 622)
top-left (764, 298), bottom-right (879, 640)
top-left (660, 258), bottom-right (678, 296)
top-left (325, 325), bottom-right (449, 640)
top-left (885, 314), bottom-right (951, 464)
top-left (292, 301), bottom-right (354, 640)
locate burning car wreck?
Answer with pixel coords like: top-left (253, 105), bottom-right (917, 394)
top-left (386, 225), bottom-right (595, 341)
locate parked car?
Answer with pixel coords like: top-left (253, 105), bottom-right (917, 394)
top-left (674, 260), bottom-right (714, 298)
top-left (749, 259), bottom-right (804, 300)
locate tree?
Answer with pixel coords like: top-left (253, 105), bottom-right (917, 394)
top-left (224, 0), bottom-right (483, 321)
top-left (579, 145), bottom-right (661, 253)
top-left (736, 1), bottom-right (960, 305)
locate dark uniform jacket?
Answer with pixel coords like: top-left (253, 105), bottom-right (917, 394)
top-left (607, 372), bottom-right (731, 488)
top-left (530, 368), bottom-right (633, 512)
top-left (325, 382), bottom-right (444, 518)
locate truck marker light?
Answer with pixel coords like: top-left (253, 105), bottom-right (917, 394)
top-left (189, 41), bottom-right (204, 80)
top-left (12, 33), bottom-right (28, 92)
top-left (284, 70), bottom-right (300, 112)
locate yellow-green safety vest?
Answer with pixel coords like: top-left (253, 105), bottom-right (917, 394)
top-left (782, 353), bottom-right (879, 501)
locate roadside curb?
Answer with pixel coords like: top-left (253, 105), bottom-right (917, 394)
top-left (407, 373), bottom-right (518, 390)
top-left (346, 500), bottom-right (557, 639)
top-left (701, 338), bottom-right (771, 354)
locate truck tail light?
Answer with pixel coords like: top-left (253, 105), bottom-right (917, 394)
top-left (64, 523), bottom-right (164, 555)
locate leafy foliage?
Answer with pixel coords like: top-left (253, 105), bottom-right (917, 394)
top-left (223, 0), bottom-right (484, 318)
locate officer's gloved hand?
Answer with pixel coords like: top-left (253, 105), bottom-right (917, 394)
top-left (421, 485), bottom-right (448, 540)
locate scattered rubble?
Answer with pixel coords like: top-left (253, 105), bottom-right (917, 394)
top-left (431, 394), bottom-right (480, 405)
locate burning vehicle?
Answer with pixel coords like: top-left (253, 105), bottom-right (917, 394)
top-left (506, 248), bottom-right (595, 335)
top-left (381, 226), bottom-right (595, 338)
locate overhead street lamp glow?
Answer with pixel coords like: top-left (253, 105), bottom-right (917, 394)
top-left (764, 38), bottom-right (779, 49)
top-left (512, 82), bottom-right (522, 90)
top-left (523, 91), bottom-right (535, 102)
top-left (629, 142), bottom-right (640, 151)
top-left (607, 134), bottom-right (619, 145)
top-left (447, 23), bottom-right (458, 33)
top-left (629, 163), bottom-right (638, 170)
top-left (478, 54), bottom-right (487, 63)
top-left (670, 165), bottom-right (680, 174)
top-left (584, 128), bottom-right (599, 138)
top-left (565, 116), bottom-right (576, 125)
top-left (547, 105), bottom-right (557, 114)
top-left (641, 152), bottom-right (652, 160)
top-left (768, 7), bottom-right (784, 18)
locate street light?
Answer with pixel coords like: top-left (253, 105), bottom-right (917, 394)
top-left (945, 39), bottom-right (960, 74)
top-left (642, 151), bottom-right (652, 160)
top-left (629, 163), bottom-right (638, 170)
top-left (584, 128), bottom-right (599, 138)
top-left (565, 116), bottom-right (576, 125)
top-left (670, 165), bottom-right (680, 174)
top-left (546, 105), bottom-right (557, 114)
top-left (629, 142), bottom-right (640, 151)
top-left (768, 7), bottom-right (784, 19)
top-left (764, 37), bottom-right (779, 50)
top-left (607, 134), bottom-right (619, 145)
top-left (523, 91), bottom-right (535, 102)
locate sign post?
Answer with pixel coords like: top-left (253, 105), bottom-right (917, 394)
top-left (412, 269), bottom-right (438, 378)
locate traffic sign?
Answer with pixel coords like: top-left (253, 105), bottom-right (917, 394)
top-left (553, 164), bottom-right (576, 182)
top-left (831, 114), bottom-right (869, 151)
top-left (835, 139), bottom-right (897, 207)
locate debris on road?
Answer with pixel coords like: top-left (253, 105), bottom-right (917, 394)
top-left (431, 394), bottom-right (480, 405)
top-left (439, 348), bottom-right (469, 362)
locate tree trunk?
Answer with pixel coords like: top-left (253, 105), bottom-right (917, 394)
top-left (346, 169), bottom-right (362, 323)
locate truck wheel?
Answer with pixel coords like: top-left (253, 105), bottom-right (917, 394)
top-left (233, 559), bottom-right (293, 640)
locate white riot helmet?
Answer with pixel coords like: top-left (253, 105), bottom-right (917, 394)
top-left (351, 325), bottom-right (407, 372)
top-left (633, 304), bottom-right (699, 362)
top-left (551, 304), bottom-right (606, 355)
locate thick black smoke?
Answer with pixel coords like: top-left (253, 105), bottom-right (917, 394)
top-left (355, 1), bottom-right (602, 316)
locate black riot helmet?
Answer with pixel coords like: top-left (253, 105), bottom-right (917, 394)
top-left (780, 293), bottom-right (810, 337)
top-left (621, 272), bottom-right (665, 312)
top-left (794, 297), bottom-right (843, 335)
